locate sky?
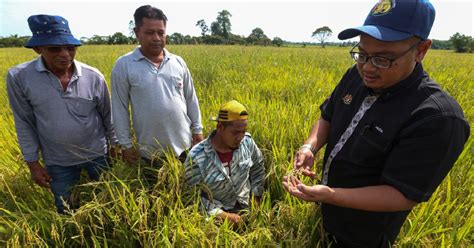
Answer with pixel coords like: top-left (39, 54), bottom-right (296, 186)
top-left (0, 0), bottom-right (473, 43)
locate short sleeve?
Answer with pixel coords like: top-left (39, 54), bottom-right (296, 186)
top-left (381, 116), bottom-right (469, 202)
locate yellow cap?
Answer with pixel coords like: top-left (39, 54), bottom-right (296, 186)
top-left (211, 100), bottom-right (249, 122)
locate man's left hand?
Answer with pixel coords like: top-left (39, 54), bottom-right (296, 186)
top-left (282, 176), bottom-right (335, 203)
top-left (192, 134), bottom-right (204, 146)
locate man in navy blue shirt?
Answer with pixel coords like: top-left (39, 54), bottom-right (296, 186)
top-left (283, 1), bottom-right (470, 247)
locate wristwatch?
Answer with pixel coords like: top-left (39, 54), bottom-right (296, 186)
top-left (299, 144), bottom-right (317, 155)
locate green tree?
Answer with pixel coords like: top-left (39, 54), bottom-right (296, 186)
top-left (196, 19), bottom-right (209, 36)
top-left (0, 34), bottom-right (29, 47)
top-left (184, 35), bottom-right (198, 45)
top-left (247, 28), bottom-right (271, 46)
top-left (228, 34), bottom-right (246, 45)
top-left (168, 33), bottom-right (185, 45)
top-left (272, 37), bottom-right (284, 47)
top-left (449, 32), bottom-right (472, 53)
top-left (431, 39), bottom-right (452, 50)
top-left (202, 35), bottom-right (224, 44)
top-left (210, 21), bottom-right (223, 37)
top-left (128, 20), bottom-right (137, 43)
top-left (108, 32), bottom-right (131, 45)
top-left (216, 10), bottom-right (232, 39)
top-left (87, 35), bottom-right (108, 45)
top-left (312, 26), bottom-right (332, 48)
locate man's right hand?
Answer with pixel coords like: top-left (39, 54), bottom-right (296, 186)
top-left (217, 211), bottom-right (242, 224)
top-left (27, 161), bottom-right (51, 188)
top-left (294, 148), bottom-right (316, 179)
top-left (122, 148), bottom-right (140, 164)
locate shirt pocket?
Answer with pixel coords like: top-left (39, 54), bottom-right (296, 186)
top-left (66, 96), bottom-right (96, 117)
top-left (237, 158), bottom-right (252, 172)
top-left (204, 171), bottom-right (228, 191)
top-left (232, 158), bottom-right (252, 184)
top-left (348, 124), bottom-right (390, 167)
top-left (171, 76), bottom-right (185, 99)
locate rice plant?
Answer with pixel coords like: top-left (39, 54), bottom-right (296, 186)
top-left (0, 45), bottom-right (472, 247)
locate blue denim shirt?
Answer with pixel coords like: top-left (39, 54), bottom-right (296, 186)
top-left (184, 131), bottom-right (265, 216)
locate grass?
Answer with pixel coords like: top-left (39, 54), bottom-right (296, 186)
top-left (0, 45), bottom-right (472, 247)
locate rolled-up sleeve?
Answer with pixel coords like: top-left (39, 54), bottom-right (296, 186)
top-left (249, 139), bottom-right (265, 196)
top-left (6, 70), bottom-right (40, 162)
top-left (201, 196), bottom-right (224, 216)
top-left (111, 60), bottom-right (133, 149)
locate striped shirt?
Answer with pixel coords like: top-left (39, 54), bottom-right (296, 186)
top-left (184, 131), bottom-right (265, 216)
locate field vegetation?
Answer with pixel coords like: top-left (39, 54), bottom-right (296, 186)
top-left (0, 45), bottom-right (472, 247)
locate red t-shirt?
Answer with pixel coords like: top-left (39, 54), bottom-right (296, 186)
top-left (216, 151), bottom-right (233, 176)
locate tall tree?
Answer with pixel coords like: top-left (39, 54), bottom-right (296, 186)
top-left (128, 20), bottom-right (137, 44)
top-left (312, 26), bottom-right (332, 48)
top-left (216, 10), bottom-right (232, 39)
top-left (196, 19), bottom-right (209, 36)
top-left (210, 21), bottom-right (223, 37)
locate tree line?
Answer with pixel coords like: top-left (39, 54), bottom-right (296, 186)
top-left (1, 10), bottom-right (472, 53)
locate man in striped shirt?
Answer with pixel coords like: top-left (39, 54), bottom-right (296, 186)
top-left (184, 100), bottom-right (265, 224)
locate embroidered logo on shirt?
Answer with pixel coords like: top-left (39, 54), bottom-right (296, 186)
top-left (342, 94), bottom-right (353, 105)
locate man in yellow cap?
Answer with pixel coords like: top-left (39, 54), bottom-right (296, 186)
top-left (184, 100), bottom-right (265, 224)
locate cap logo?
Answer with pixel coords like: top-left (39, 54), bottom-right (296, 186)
top-left (371, 0), bottom-right (396, 16)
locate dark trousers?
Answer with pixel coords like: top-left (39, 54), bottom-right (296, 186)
top-left (46, 156), bottom-right (110, 214)
top-left (326, 233), bottom-right (392, 248)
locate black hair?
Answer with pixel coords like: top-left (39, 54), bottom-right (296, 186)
top-left (134, 5), bottom-right (168, 27)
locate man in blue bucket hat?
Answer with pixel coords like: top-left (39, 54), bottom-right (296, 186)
top-left (6, 15), bottom-right (119, 214)
top-left (284, 1), bottom-right (470, 247)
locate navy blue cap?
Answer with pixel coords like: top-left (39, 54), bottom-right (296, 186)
top-left (25, 15), bottom-right (81, 48)
top-left (338, 0), bottom-right (436, 41)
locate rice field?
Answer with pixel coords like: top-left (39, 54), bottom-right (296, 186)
top-left (0, 45), bottom-right (472, 247)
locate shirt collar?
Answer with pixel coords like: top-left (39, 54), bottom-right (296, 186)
top-left (34, 56), bottom-right (81, 77)
top-left (132, 46), bottom-right (171, 62)
top-left (203, 130), bottom-right (217, 154)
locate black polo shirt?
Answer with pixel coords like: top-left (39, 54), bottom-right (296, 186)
top-left (319, 63), bottom-right (470, 247)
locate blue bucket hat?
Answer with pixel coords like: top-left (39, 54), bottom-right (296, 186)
top-left (338, 0), bottom-right (436, 41)
top-left (25, 15), bottom-right (81, 48)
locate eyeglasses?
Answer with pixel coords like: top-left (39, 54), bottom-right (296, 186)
top-left (349, 41), bottom-right (421, 69)
top-left (45, 46), bottom-right (78, 53)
